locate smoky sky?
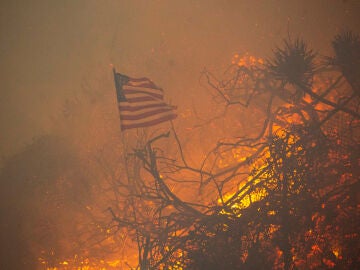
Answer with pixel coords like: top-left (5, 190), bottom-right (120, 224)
top-left (1, 0), bottom-right (359, 157)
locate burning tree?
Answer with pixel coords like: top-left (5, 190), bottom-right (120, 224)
top-left (105, 31), bottom-right (359, 270)
top-left (10, 31), bottom-right (357, 269)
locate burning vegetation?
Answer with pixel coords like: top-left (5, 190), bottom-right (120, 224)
top-left (1, 31), bottom-right (359, 269)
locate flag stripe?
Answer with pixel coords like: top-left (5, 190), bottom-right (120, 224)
top-left (127, 78), bottom-right (162, 89)
top-left (128, 77), bottom-right (155, 83)
top-left (123, 89), bottom-right (163, 99)
top-left (121, 111), bottom-right (176, 126)
top-left (123, 85), bottom-right (163, 96)
top-left (120, 107), bottom-right (175, 120)
top-left (119, 102), bottom-right (168, 112)
top-left (120, 104), bottom-right (176, 116)
top-left (120, 99), bottom-right (168, 108)
top-left (124, 96), bottom-right (161, 103)
top-left (114, 71), bottom-right (177, 130)
top-left (121, 113), bottom-right (177, 130)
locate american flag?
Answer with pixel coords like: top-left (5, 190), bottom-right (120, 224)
top-left (113, 69), bottom-right (177, 130)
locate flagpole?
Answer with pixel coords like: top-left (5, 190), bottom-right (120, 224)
top-left (113, 67), bottom-right (128, 161)
top-left (112, 67), bottom-right (117, 88)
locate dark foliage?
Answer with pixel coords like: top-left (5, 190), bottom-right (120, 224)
top-left (267, 38), bottom-right (316, 88)
top-left (331, 31), bottom-right (360, 93)
top-left (111, 31), bottom-right (359, 270)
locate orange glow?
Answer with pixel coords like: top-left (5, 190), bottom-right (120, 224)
top-left (30, 43), bottom-right (358, 269)
top-left (231, 52), bottom-right (264, 67)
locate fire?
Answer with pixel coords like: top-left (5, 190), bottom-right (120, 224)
top-left (31, 37), bottom-right (358, 269)
top-left (232, 52), bottom-right (264, 67)
top-left (38, 251), bottom-right (138, 270)
top-left (107, 260), bottom-right (121, 267)
top-left (218, 169), bottom-right (268, 213)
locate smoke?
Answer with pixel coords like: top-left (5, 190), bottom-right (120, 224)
top-left (0, 1), bottom-right (359, 268)
top-left (0, 0), bottom-right (359, 157)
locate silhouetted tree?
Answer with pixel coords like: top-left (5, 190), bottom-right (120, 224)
top-left (107, 31), bottom-right (359, 269)
top-left (0, 135), bottom-right (96, 269)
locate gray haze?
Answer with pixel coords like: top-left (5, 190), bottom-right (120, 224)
top-left (1, 0), bottom-right (359, 157)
